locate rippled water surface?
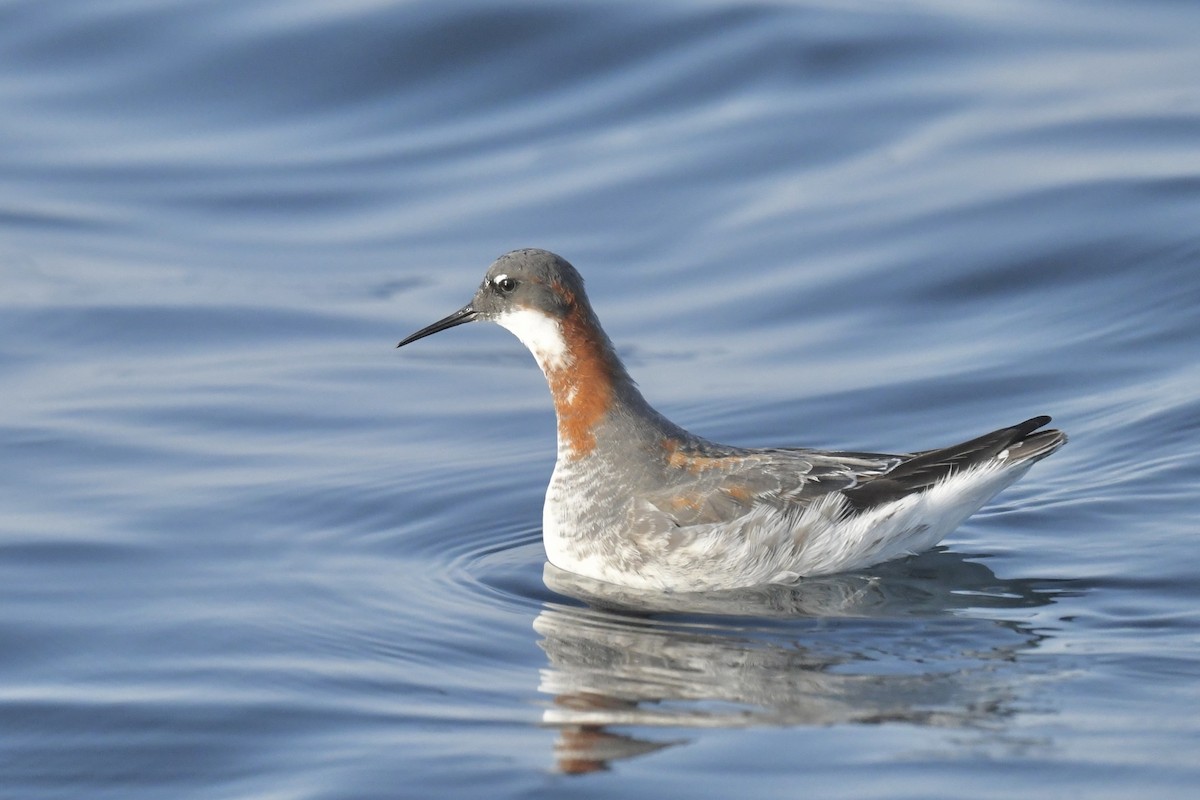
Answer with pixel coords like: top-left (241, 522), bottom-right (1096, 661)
top-left (3, 0), bottom-right (1199, 797)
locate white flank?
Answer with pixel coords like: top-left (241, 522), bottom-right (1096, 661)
top-left (494, 307), bottom-right (570, 373)
top-left (543, 458), bottom-right (1038, 593)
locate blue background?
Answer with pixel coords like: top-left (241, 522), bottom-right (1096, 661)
top-left (2, 1), bottom-right (1198, 797)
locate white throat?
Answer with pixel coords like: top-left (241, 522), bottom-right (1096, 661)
top-left (494, 307), bottom-right (570, 374)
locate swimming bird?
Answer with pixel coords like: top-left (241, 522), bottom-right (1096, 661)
top-left (397, 249), bottom-right (1066, 591)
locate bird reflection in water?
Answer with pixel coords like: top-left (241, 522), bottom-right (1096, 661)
top-left (536, 551), bottom-right (1075, 774)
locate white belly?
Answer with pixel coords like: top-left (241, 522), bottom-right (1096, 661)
top-left (539, 460), bottom-right (1034, 592)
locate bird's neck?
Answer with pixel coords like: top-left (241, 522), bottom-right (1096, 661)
top-left (495, 304), bottom-right (659, 461)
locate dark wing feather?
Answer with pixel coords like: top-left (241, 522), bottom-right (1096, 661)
top-left (841, 415), bottom-right (1066, 514)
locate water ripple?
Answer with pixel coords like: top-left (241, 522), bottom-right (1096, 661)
top-left (3, 0), bottom-right (1200, 795)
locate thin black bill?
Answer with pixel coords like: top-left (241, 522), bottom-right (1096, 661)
top-left (396, 304), bottom-right (479, 348)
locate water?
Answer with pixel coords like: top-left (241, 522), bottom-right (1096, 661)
top-left (2, 0), bottom-right (1199, 796)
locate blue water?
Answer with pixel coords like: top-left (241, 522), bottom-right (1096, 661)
top-left (2, 0), bottom-right (1199, 796)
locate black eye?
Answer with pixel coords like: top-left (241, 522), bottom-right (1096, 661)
top-left (496, 277), bottom-right (517, 293)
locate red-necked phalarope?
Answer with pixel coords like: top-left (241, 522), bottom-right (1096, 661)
top-left (397, 249), bottom-right (1066, 591)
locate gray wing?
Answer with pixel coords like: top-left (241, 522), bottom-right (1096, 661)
top-left (629, 416), bottom-right (1065, 535)
top-left (631, 445), bottom-right (901, 533)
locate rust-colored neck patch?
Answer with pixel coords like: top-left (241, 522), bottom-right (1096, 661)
top-left (546, 297), bottom-right (620, 460)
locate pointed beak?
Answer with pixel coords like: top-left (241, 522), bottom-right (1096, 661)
top-left (396, 304), bottom-right (479, 348)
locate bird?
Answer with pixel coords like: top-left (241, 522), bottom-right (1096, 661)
top-left (397, 249), bottom-right (1066, 592)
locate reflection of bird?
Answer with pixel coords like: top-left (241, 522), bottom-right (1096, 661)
top-left (399, 249), bottom-right (1066, 591)
top-left (552, 717), bottom-right (680, 776)
top-left (535, 553), bottom-right (1066, 772)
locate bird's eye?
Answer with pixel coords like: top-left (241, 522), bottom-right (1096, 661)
top-left (495, 277), bottom-right (517, 293)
